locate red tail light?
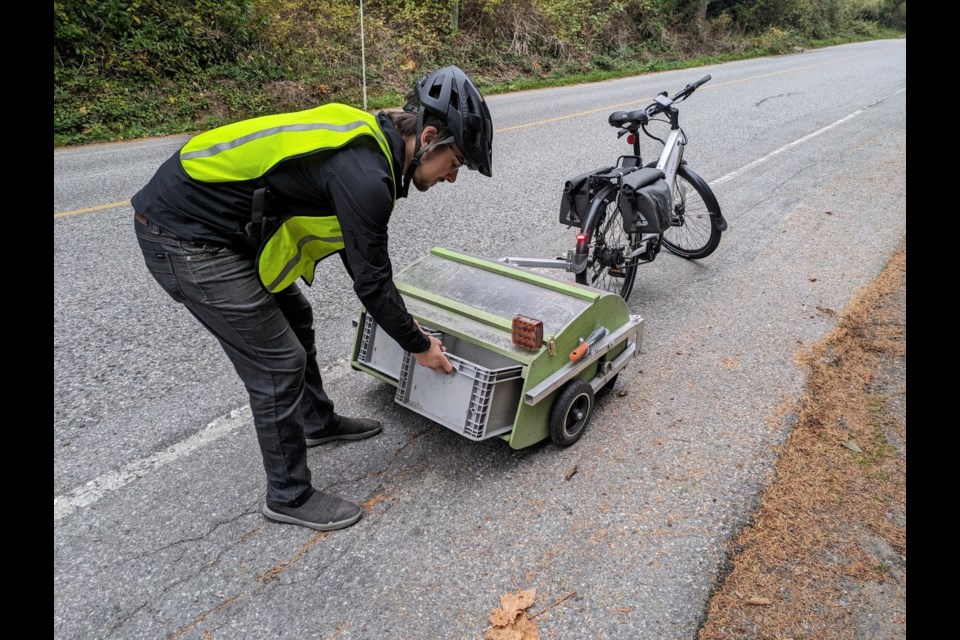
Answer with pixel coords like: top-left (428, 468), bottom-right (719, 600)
top-left (627, 134), bottom-right (637, 144)
top-left (576, 233), bottom-right (588, 242)
top-left (511, 315), bottom-right (544, 350)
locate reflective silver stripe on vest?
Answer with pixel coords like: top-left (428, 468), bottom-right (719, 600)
top-left (181, 121), bottom-right (386, 161)
top-left (265, 234), bottom-right (345, 292)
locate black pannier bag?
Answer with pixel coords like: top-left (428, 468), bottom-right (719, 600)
top-left (618, 167), bottom-right (672, 234)
top-left (559, 166), bottom-right (614, 227)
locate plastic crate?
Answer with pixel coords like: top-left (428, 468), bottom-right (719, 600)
top-left (356, 314), bottom-right (406, 381)
top-left (356, 314), bottom-right (439, 383)
top-left (395, 340), bottom-right (524, 441)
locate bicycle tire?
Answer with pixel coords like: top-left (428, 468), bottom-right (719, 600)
top-left (574, 185), bottom-right (641, 301)
top-left (661, 164), bottom-right (722, 259)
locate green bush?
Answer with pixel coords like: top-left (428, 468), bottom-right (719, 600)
top-left (53, 0), bottom-right (904, 146)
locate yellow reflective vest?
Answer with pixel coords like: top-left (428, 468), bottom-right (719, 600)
top-left (179, 104), bottom-right (395, 292)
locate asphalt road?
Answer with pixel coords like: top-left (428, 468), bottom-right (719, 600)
top-left (54, 40), bottom-right (907, 639)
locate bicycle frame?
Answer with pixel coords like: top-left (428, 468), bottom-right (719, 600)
top-left (616, 125), bottom-right (686, 236)
top-left (502, 75), bottom-right (721, 278)
top-left (654, 128), bottom-right (686, 201)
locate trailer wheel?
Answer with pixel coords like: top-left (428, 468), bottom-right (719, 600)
top-left (549, 380), bottom-right (595, 447)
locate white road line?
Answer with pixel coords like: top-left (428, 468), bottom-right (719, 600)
top-left (54, 406), bottom-right (251, 521)
top-left (709, 87), bottom-right (904, 188)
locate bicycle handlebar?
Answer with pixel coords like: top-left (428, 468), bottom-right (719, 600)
top-left (646, 74), bottom-right (712, 116)
top-left (608, 75), bottom-right (712, 131)
top-left (675, 74), bottom-right (711, 101)
top-left (691, 74), bottom-right (712, 89)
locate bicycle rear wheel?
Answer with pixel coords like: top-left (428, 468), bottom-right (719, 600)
top-left (662, 164), bottom-right (722, 259)
top-left (574, 186), bottom-right (640, 301)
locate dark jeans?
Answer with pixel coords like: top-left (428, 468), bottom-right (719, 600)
top-left (134, 214), bottom-right (336, 506)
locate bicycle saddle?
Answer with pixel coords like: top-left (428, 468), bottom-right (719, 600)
top-left (608, 110), bottom-right (649, 129)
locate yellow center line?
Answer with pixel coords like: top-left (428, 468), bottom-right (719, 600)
top-left (54, 200), bottom-right (131, 219)
top-left (53, 48), bottom-right (888, 219)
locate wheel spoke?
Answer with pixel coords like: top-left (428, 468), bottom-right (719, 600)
top-left (580, 199), bottom-right (639, 300)
top-left (661, 166), bottom-right (722, 259)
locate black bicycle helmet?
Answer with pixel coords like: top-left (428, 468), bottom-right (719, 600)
top-left (405, 65), bottom-right (493, 179)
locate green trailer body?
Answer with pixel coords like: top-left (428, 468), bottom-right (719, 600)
top-left (350, 247), bottom-right (643, 449)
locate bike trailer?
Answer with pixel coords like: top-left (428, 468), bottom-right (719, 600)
top-left (350, 247), bottom-right (643, 448)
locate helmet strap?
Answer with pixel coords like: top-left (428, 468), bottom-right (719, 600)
top-left (400, 110), bottom-right (454, 196)
top-left (400, 109), bottom-right (426, 197)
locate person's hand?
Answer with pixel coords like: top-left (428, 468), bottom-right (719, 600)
top-left (413, 336), bottom-right (454, 374)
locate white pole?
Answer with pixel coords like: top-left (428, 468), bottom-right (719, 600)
top-left (360, 0), bottom-right (368, 111)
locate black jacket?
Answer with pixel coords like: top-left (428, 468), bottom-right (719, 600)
top-left (131, 112), bottom-right (431, 354)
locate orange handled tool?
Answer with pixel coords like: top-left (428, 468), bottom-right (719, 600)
top-left (569, 327), bottom-right (608, 362)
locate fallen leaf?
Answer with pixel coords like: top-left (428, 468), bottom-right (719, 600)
top-left (487, 590), bottom-right (539, 640)
top-left (843, 440), bottom-right (863, 453)
top-left (514, 612), bottom-right (540, 639)
top-left (489, 607), bottom-right (517, 626)
top-left (745, 596), bottom-right (773, 605)
top-left (565, 465), bottom-right (578, 481)
top-left (614, 607), bottom-right (630, 613)
top-left (487, 627), bottom-right (523, 640)
top-left (401, 58), bottom-right (416, 71)
top-left (617, 389), bottom-right (628, 397)
top-left (501, 588), bottom-right (537, 612)
top-left (722, 357), bottom-right (739, 369)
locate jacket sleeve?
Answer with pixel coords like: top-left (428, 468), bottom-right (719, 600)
top-left (320, 144), bottom-right (431, 355)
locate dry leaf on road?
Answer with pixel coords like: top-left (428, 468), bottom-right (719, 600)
top-left (487, 589), bottom-right (539, 640)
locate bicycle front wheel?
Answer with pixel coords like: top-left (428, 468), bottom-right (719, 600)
top-left (662, 164), bottom-right (722, 259)
top-left (574, 186), bottom-right (640, 301)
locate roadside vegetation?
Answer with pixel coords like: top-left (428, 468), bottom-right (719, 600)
top-left (54, 0), bottom-right (904, 147)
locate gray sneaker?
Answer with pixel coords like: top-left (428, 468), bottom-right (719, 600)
top-left (305, 416), bottom-right (382, 447)
top-left (262, 489), bottom-right (362, 531)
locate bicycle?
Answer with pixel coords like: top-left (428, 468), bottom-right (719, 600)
top-left (563, 74), bottom-right (728, 301)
